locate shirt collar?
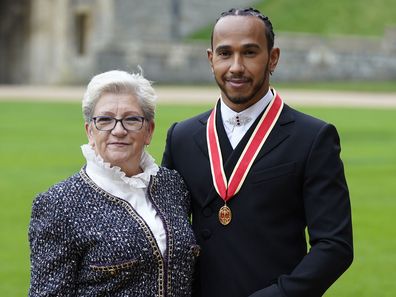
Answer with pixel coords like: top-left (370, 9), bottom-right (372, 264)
top-left (220, 88), bottom-right (274, 129)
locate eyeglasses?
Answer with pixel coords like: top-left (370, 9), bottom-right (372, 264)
top-left (92, 115), bottom-right (146, 131)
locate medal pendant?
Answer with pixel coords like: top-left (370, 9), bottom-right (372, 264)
top-left (218, 205), bottom-right (232, 225)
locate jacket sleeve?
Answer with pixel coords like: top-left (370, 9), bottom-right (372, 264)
top-left (28, 192), bottom-right (80, 297)
top-left (161, 122), bottom-right (177, 169)
top-left (250, 124), bottom-right (353, 297)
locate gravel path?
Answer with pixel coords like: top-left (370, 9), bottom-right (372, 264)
top-left (0, 85), bottom-right (395, 107)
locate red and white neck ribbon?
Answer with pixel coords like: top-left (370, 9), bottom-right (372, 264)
top-left (206, 89), bottom-right (284, 202)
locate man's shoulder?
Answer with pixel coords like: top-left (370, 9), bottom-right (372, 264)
top-left (172, 109), bottom-right (212, 132)
top-left (284, 104), bottom-right (328, 127)
top-left (179, 109), bottom-right (212, 125)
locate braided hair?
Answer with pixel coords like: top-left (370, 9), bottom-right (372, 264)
top-left (210, 7), bottom-right (275, 52)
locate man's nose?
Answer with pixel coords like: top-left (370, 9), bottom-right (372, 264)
top-left (229, 55), bottom-right (244, 73)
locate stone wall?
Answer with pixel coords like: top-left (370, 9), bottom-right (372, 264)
top-left (178, 0), bottom-right (258, 37)
top-left (1, 0), bottom-right (395, 84)
top-left (274, 32), bottom-right (396, 82)
top-left (101, 30), bottom-right (396, 84)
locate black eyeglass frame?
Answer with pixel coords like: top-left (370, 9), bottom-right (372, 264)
top-left (91, 115), bottom-right (146, 132)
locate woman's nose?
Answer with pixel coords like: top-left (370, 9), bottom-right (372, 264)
top-left (111, 120), bottom-right (128, 135)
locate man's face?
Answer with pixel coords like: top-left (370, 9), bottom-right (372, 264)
top-left (207, 16), bottom-right (279, 112)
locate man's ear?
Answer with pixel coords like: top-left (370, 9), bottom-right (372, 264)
top-left (207, 48), bottom-right (214, 73)
top-left (269, 47), bottom-right (280, 73)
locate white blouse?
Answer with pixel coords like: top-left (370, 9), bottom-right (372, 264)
top-left (81, 144), bottom-right (167, 256)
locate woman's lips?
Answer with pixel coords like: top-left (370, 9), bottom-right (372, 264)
top-left (108, 142), bottom-right (129, 147)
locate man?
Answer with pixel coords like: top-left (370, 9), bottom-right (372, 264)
top-left (162, 7), bottom-right (353, 297)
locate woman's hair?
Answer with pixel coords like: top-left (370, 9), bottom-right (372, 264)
top-left (82, 69), bottom-right (157, 123)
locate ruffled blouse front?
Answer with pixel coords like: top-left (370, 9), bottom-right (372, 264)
top-left (81, 144), bottom-right (166, 255)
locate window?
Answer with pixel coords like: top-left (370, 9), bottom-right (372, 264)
top-left (75, 11), bottom-right (89, 55)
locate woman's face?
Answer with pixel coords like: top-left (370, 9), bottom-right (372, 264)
top-left (85, 92), bottom-right (154, 176)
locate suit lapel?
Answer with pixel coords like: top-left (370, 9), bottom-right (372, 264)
top-left (215, 101), bottom-right (234, 176)
top-left (191, 111), bottom-right (219, 207)
top-left (192, 102), bottom-right (234, 162)
top-left (192, 111), bottom-right (211, 159)
top-left (253, 104), bottom-right (294, 164)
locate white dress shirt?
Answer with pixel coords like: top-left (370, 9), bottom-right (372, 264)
top-left (81, 144), bottom-right (167, 256)
top-left (220, 88), bottom-right (274, 149)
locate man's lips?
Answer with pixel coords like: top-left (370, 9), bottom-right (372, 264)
top-left (225, 77), bottom-right (250, 88)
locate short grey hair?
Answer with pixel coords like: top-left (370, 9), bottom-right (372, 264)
top-left (82, 69), bottom-right (157, 123)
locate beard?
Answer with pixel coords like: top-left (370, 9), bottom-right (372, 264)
top-left (215, 61), bottom-right (270, 105)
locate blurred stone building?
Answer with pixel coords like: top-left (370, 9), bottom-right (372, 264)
top-left (0, 0), bottom-right (254, 84)
top-left (1, 0), bottom-right (395, 84)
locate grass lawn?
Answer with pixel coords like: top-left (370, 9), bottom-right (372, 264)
top-left (158, 81), bottom-right (396, 93)
top-left (1, 101), bottom-right (395, 296)
top-left (273, 81), bottom-right (396, 93)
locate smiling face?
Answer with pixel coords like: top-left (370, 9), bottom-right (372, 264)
top-left (207, 15), bottom-right (280, 112)
top-left (85, 92), bottom-right (154, 176)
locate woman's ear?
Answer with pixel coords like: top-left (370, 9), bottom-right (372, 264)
top-left (85, 122), bottom-right (95, 147)
top-left (145, 121), bottom-right (155, 146)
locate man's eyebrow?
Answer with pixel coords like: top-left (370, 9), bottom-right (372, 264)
top-left (215, 45), bottom-right (231, 53)
top-left (215, 43), bottom-right (262, 53)
top-left (242, 43), bottom-right (261, 50)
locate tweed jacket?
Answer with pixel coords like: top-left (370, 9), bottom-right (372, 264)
top-left (28, 167), bottom-right (198, 297)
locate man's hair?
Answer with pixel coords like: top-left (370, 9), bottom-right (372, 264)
top-left (210, 7), bottom-right (275, 52)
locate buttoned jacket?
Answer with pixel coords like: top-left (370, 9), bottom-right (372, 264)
top-left (162, 102), bottom-right (353, 297)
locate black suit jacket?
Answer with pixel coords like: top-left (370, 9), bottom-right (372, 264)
top-left (162, 102), bottom-right (353, 297)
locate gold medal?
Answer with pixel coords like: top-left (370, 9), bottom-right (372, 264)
top-left (219, 204), bottom-right (232, 225)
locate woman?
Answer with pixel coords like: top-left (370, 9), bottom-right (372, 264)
top-left (28, 70), bottom-right (198, 296)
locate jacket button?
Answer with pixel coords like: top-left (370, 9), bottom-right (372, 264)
top-left (191, 245), bottom-right (201, 257)
top-left (202, 207), bottom-right (212, 217)
top-left (201, 229), bottom-right (212, 239)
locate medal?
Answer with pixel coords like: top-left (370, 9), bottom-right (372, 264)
top-left (218, 204), bottom-right (232, 225)
top-left (207, 89), bottom-right (283, 225)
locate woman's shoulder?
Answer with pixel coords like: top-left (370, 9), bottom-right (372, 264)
top-left (152, 167), bottom-right (190, 212)
top-left (153, 167), bottom-right (189, 195)
top-left (32, 171), bottom-right (86, 210)
top-left (155, 167), bottom-right (183, 184)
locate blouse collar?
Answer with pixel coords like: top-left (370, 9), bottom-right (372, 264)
top-left (81, 144), bottom-right (159, 189)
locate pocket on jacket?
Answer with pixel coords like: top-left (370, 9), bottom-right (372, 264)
top-left (89, 259), bottom-right (138, 276)
top-left (250, 162), bottom-right (296, 184)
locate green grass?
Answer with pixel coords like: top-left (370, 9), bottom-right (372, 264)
top-left (1, 101), bottom-right (395, 296)
top-left (188, 0), bottom-right (396, 40)
top-left (274, 81), bottom-right (396, 93)
top-left (158, 81), bottom-right (396, 92)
